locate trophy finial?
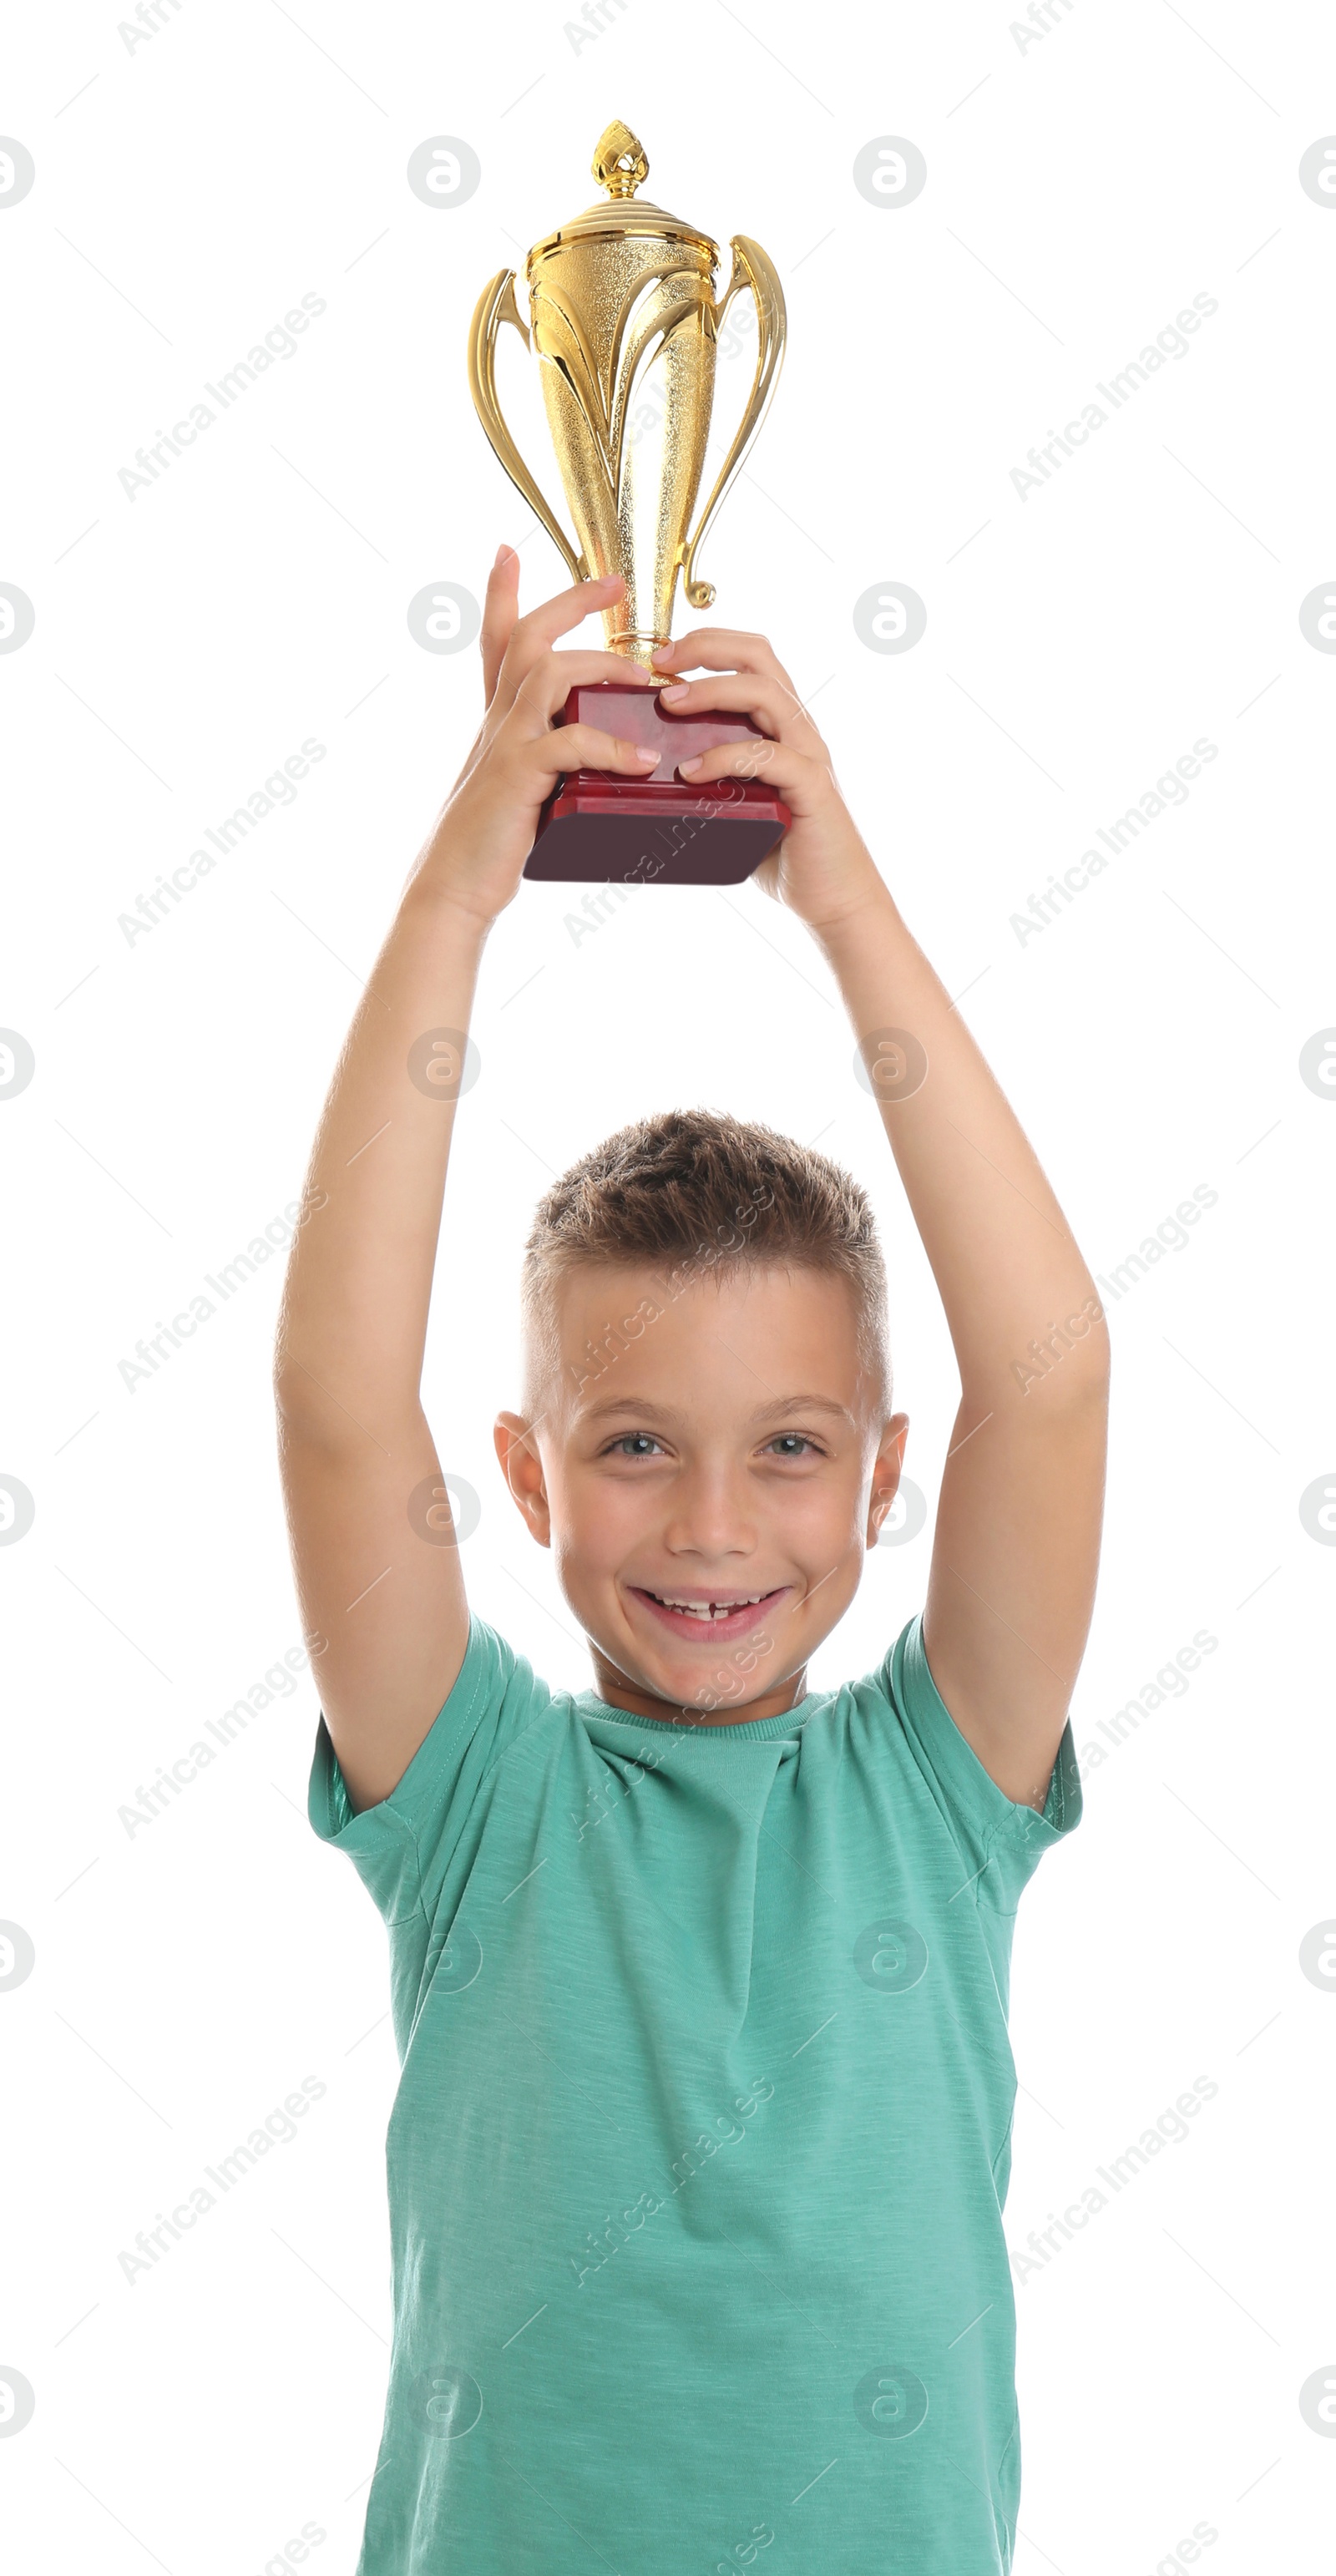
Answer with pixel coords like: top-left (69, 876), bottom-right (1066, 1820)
top-left (592, 121), bottom-right (648, 198)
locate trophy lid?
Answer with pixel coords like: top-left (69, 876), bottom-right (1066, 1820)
top-left (528, 121), bottom-right (718, 268)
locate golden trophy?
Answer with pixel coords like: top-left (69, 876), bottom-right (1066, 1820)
top-left (468, 120), bottom-right (790, 883)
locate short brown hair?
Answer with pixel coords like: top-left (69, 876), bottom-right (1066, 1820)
top-left (521, 1107), bottom-right (890, 1409)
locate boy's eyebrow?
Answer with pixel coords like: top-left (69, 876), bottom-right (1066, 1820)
top-left (744, 1394), bottom-right (853, 1422)
top-left (579, 1393), bottom-right (854, 1424)
top-left (579, 1396), bottom-right (686, 1423)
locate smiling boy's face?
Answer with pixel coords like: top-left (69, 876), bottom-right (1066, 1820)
top-left (495, 1260), bottom-right (908, 1724)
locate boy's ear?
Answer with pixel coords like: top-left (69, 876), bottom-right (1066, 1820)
top-left (494, 1412), bottom-right (551, 1547)
top-left (866, 1412), bottom-right (909, 1548)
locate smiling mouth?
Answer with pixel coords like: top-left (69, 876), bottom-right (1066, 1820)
top-left (630, 1586), bottom-right (787, 1629)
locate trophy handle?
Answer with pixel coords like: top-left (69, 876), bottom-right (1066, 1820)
top-left (680, 236), bottom-right (787, 612)
top-left (468, 270), bottom-right (585, 584)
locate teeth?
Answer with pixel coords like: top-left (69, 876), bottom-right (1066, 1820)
top-left (653, 1593), bottom-right (765, 1618)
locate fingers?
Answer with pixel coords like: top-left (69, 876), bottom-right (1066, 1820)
top-left (508, 649), bottom-right (657, 732)
top-left (656, 671), bottom-right (822, 748)
top-left (504, 570), bottom-right (627, 677)
top-left (521, 722), bottom-right (661, 779)
top-left (479, 545), bottom-right (520, 706)
top-left (675, 735), bottom-right (827, 800)
top-left (652, 628), bottom-right (792, 686)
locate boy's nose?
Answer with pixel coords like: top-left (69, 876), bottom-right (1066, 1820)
top-left (660, 1526), bottom-right (758, 1564)
top-left (658, 1468), bottom-right (758, 1560)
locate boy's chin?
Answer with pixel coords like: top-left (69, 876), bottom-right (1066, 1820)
top-left (579, 1617), bottom-right (767, 1722)
top-left (628, 1665), bottom-right (780, 1723)
top-left (592, 1584), bottom-right (807, 1719)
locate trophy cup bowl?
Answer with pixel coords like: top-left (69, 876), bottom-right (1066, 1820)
top-left (468, 121), bottom-right (791, 884)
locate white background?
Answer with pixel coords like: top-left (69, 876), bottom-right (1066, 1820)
top-left (3, 3), bottom-right (1334, 2571)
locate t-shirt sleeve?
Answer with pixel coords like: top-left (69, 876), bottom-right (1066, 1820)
top-left (306, 1614), bottom-right (549, 1931)
top-left (883, 1612), bottom-right (1082, 1915)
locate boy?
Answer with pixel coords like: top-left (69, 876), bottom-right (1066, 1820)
top-left (276, 550), bottom-right (1108, 2573)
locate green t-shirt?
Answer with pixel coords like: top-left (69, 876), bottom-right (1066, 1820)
top-left (309, 1610), bottom-right (1080, 2575)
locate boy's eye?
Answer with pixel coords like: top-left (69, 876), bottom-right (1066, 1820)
top-left (600, 1431), bottom-right (823, 1460)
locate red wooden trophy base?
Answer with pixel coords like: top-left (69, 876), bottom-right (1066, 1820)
top-left (524, 681), bottom-right (791, 885)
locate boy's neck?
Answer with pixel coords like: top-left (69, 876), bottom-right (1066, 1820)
top-left (586, 1643), bottom-right (811, 1728)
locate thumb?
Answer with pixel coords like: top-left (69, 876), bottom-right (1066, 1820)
top-left (480, 545), bottom-right (520, 706)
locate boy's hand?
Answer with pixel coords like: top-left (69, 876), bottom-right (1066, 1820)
top-left (650, 629), bottom-right (887, 934)
top-left (419, 549), bottom-right (661, 925)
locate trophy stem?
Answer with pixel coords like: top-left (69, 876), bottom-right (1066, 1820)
top-left (605, 623), bottom-right (667, 666)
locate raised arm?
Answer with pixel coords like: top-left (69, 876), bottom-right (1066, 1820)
top-left (648, 624), bottom-right (1111, 1808)
top-left (816, 896), bottom-right (1108, 1807)
top-left (275, 560), bottom-right (661, 1811)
